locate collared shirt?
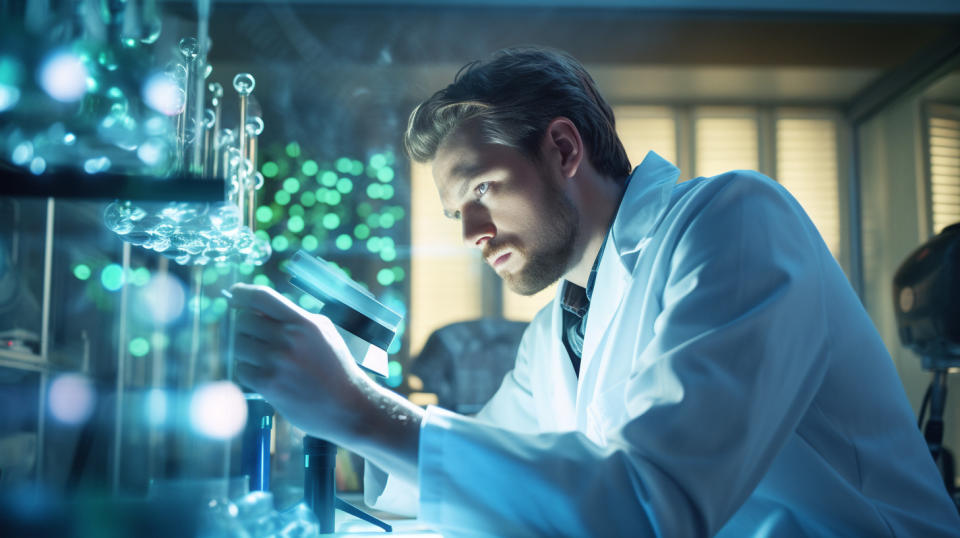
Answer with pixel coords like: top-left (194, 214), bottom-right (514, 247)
top-left (559, 236), bottom-right (606, 376)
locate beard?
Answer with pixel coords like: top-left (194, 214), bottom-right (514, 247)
top-left (486, 172), bottom-right (580, 296)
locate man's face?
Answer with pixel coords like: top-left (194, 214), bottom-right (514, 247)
top-left (433, 123), bottom-right (580, 295)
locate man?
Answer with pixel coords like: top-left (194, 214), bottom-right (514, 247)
top-left (230, 48), bottom-right (960, 536)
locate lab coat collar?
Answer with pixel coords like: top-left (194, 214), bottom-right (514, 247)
top-left (610, 151), bottom-right (680, 270)
top-left (576, 152), bottom-right (679, 405)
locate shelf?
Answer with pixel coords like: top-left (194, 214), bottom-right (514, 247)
top-left (0, 168), bottom-right (224, 202)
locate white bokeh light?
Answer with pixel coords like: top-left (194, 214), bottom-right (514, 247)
top-left (0, 83), bottom-right (20, 112)
top-left (38, 52), bottom-right (88, 103)
top-left (134, 272), bottom-right (186, 325)
top-left (142, 73), bottom-right (185, 116)
top-left (189, 381), bottom-right (247, 440)
top-left (49, 374), bottom-right (96, 425)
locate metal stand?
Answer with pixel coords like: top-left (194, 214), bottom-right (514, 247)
top-left (919, 356), bottom-right (959, 504)
top-left (240, 395), bottom-right (274, 491)
top-left (303, 436), bottom-right (392, 533)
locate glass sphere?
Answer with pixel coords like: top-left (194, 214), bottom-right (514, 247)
top-left (179, 38), bottom-right (199, 60)
top-left (232, 73), bottom-right (255, 96)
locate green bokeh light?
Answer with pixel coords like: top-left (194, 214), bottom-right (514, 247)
top-left (366, 237), bottom-right (382, 253)
top-left (335, 157), bottom-right (352, 174)
top-left (380, 213), bottom-right (395, 228)
top-left (301, 160), bottom-right (318, 176)
top-left (335, 234), bottom-right (352, 250)
top-left (320, 171), bottom-right (338, 187)
top-left (301, 191), bottom-right (316, 207)
top-left (287, 215), bottom-right (305, 233)
top-left (285, 142), bottom-right (301, 158)
top-left (381, 184), bottom-right (395, 199)
top-left (238, 263), bottom-right (255, 275)
top-left (350, 160), bottom-right (364, 176)
top-left (366, 184), bottom-right (382, 199)
top-left (377, 167), bottom-right (394, 182)
top-left (283, 177), bottom-right (301, 193)
top-left (202, 267), bottom-right (220, 285)
top-left (255, 229), bottom-right (270, 242)
top-left (354, 224), bottom-right (370, 240)
top-left (322, 213), bottom-right (340, 230)
top-left (131, 267), bottom-right (151, 286)
top-left (253, 274), bottom-right (271, 286)
top-left (256, 205), bottom-right (274, 223)
top-left (336, 177), bottom-right (353, 194)
top-left (377, 268), bottom-right (396, 286)
top-left (392, 267), bottom-right (406, 281)
top-left (275, 190), bottom-right (291, 205)
top-left (212, 297), bottom-right (228, 315)
top-left (101, 264), bottom-right (125, 291)
top-left (262, 161), bottom-right (279, 178)
top-left (325, 191), bottom-right (342, 205)
top-left (370, 154), bottom-right (387, 169)
top-left (380, 248), bottom-right (397, 262)
top-left (272, 235), bottom-right (290, 252)
top-left (302, 235), bottom-right (319, 251)
top-left (390, 206), bottom-right (406, 220)
top-left (73, 264), bottom-right (91, 281)
top-left (129, 337), bottom-right (150, 357)
top-left (289, 204), bottom-right (304, 217)
top-left (357, 203), bottom-right (372, 218)
top-left (366, 214), bottom-right (380, 228)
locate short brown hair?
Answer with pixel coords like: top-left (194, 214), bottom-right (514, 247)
top-left (403, 47), bottom-right (631, 180)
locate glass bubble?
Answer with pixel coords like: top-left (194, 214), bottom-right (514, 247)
top-left (29, 157), bottom-right (46, 175)
top-left (174, 231), bottom-right (205, 254)
top-left (83, 156), bottom-right (111, 174)
top-left (210, 203), bottom-right (241, 232)
top-left (174, 253), bottom-right (191, 265)
top-left (104, 202), bottom-right (135, 234)
top-left (232, 73), bottom-right (255, 96)
top-left (246, 171), bottom-right (264, 191)
top-left (249, 236), bottom-right (272, 266)
top-left (203, 108), bottom-right (216, 129)
top-left (208, 81), bottom-right (223, 102)
top-left (124, 230), bottom-right (152, 246)
top-left (234, 227), bottom-right (255, 252)
top-left (179, 38), bottom-right (199, 60)
top-left (218, 128), bottom-right (235, 149)
top-left (204, 64), bottom-right (213, 79)
top-left (164, 61), bottom-right (187, 82)
top-left (150, 235), bottom-right (172, 252)
top-left (245, 117), bottom-right (264, 137)
top-left (140, 19), bottom-right (162, 44)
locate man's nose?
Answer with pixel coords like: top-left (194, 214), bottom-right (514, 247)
top-left (462, 206), bottom-right (495, 248)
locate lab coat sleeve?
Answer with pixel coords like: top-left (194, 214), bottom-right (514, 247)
top-left (417, 174), bottom-right (834, 536)
top-left (364, 310), bottom-right (542, 514)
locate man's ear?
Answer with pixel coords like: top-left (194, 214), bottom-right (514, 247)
top-left (543, 117), bottom-right (584, 179)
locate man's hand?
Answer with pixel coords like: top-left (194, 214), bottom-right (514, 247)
top-left (229, 283), bottom-right (368, 443)
top-left (227, 283), bottom-right (423, 484)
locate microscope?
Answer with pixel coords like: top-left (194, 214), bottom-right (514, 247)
top-left (893, 222), bottom-right (960, 506)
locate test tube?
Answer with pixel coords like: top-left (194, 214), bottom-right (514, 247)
top-left (233, 73), bottom-right (255, 227)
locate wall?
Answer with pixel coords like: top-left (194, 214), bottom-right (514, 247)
top-left (858, 93), bottom-right (960, 486)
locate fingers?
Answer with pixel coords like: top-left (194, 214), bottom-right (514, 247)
top-left (235, 309), bottom-right (285, 343)
top-left (234, 332), bottom-right (276, 371)
top-left (227, 283), bottom-right (304, 323)
top-left (236, 360), bottom-right (274, 392)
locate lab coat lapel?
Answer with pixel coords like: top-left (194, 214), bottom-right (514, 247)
top-left (576, 151), bottom-right (679, 405)
top-left (577, 242), bottom-right (630, 393)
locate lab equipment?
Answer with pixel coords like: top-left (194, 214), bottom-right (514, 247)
top-left (285, 249), bottom-right (399, 378)
top-left (285, 249), bottom-right (397, 531)
top-left (893, 221), bottom-right (960, 503)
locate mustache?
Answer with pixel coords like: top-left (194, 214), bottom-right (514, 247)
top-left (482, 238), bottom-right (519, 261)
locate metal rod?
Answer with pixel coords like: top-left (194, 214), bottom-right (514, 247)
top-left (187, 266), bottom-right (202, 389)
top-left (112, 241), bottom-right (132, 494)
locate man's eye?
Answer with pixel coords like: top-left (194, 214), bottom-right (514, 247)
top-left (475, 182), bottom-right (489, 196)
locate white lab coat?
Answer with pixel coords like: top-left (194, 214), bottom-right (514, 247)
top-left (366, 152), bottom-right (960, 536)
